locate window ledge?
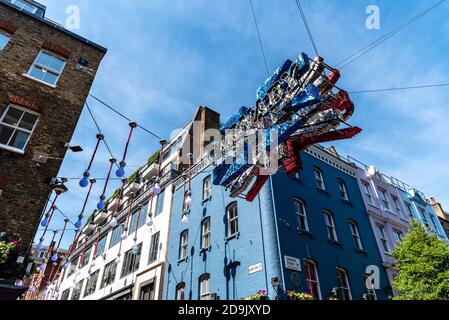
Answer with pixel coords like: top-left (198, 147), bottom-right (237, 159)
top-left (199, 246), bottom-right (212, 254)
top-left (177, 257), bottom-right (188, 264)
top-left (342, 199), bottom-right (353, 206)
top-left (0, 144), bottom-right (25, 155)
top-left (317, 188), bottom-right (330, 196)
top-left (297, 229), bottom-right (314, 238)
top-left (327, 240), bottom-right (343, 248)
top-left (202, 196), bottom-right (212, 205)
top-left (225, 232), bottom-right (240, 243)
top-left (22, 73), bottom-right (57, 88)
top-left (355, 248), bottom-right (368, 256)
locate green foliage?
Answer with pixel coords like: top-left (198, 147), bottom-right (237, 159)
top-left (0, 241), bottom-right (16, 265)
top-left (287, 290), bottom-right (315, 300)
top-left (147, 151), bottom-right (160, 166)
top-left (392, 220), bottom-right (449, 300)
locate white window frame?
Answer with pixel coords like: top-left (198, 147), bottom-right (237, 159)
top-left (314, 167), bottom-right (326, 191)
top-left (0, 104), bottom-right (40, 154)
top-left (0, 31), bottom-right (11, 50)
top-left (24, 49), bottom-right (66, 87)
top-left (294, 198), bottom-right (309, 232)
top-left (349, 221), bottom-right (363, 250)
top-left (378, 188), bottom-right (391, 210)
top-left (377, 225), bottom-right (391, 253)
top-left (324, 210), bottom-right (338, 242)
top-left (201, 218), bottom-right (211, 250)
top-left (199, 274), bottom-right (211, 300)
top-left (338, 179), bottom-right (349, 201)
top-left (362, 181), bottom-right (374, 205)
top-left (336, 268), bottom-right (352, 300)
top-left (10, 0), bottom-right (38, 13)
top-left (227, 202), bottom-right (239, 237)
top-left (203, 175), bottom-right (212, 200)
top-left (179, 230), bottom-right (188, 260)
top-left (304, 260), bottom-right (322, 300)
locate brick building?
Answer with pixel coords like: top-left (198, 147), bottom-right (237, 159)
top-left (0, 0), bottom-right (106, 282)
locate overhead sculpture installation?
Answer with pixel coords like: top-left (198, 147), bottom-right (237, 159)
top-left (212, 52), bottom-right (362, 202)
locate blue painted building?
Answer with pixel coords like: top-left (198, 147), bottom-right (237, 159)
top-left (163, 145), bottom-right (390, 300)
top-left (393, 183), bottom-right (448, 243)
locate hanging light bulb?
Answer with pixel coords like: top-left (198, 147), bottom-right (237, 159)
top-left (36, 239), bottom-right (44, 250)
top-left (97, 195), bottom-right (106, 210)
top-left (116, 162), bottom-right (126, 178)
top-left (120, 231), bottom-right (128, 241)
top-left (181, 214), bottom-right (189, 224)
top-left (74, 216), bottom-right (83, 229)
top-left (132, 243), bottom-right (139, 254)
top-left (63, 262), bottom-right (71, 270)
top-left (29, 286), bottom-right (36, 293)
top-left (145, 217), bottom-right (153, 227)
top-left (40, 215), bottom-right (49, 227)
top-left (185, 192), bottom-right (193, 209)
top-left (115, 255), bottom-right (121, 265)
top-left (110, 217), bottom-right (118, 228)
top-left (51, 253), bottom-right (58, 262)
top-left (79, 172), bottom-right (90, 188)
top-left (153, 183), bottom-right (161, 195)
top-left (39, 263), bottom-right (47, 271)
top-left (16, 280), bottom-right (23, 287)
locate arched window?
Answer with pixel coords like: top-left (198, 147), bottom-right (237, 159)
top-left (294, 198), bottom-right (309, 231)
top-left (199, 274), bottom-right (211, 300)
top-left (304, 260), bottom-right (321, 300)
top-left (313, 167), bottom-right (326, 191)
top-left (336, 268), bottom-right (352, 300)
top-left (323, 210), bottom-right (338, 242)
top-left (179, 230), bottom-right (189, 260)
top-left (176, 282), bottom-right (186, 300)
top-left (226, 202), bottom-right (239, 237)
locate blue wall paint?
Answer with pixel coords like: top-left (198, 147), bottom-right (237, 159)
top-left (164, 152), bottom-right (390, 300)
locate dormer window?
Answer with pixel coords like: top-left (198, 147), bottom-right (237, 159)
top-left (9, 0), bottom-right (39, 14)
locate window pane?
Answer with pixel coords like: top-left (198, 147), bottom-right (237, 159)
top-left (29, 66), bottom-right (46, 81)
top-left (0, 33), bottom-right (10, 50)
top-left (42, 70), bottom-right (59, 85)
top-left (0, 125), bottom-right (14, 145)
top-left (3, 107), bottom-right (23, 126)
top-left (49, 56), bottom-right (65, 72)
top-left (36, 52), bottom-right (54, 68)
top-left (8, 130), bottom-right (30, 149)
top-left (19, 113), bottom-right (38, 130)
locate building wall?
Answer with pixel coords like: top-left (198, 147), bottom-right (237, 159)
top-left (353, 167), bottom-right (410, 288)
top-left (396, 188), bottom-right (448, 242)
top-left (429, 197), bottom-right (449, 239)
top-left (0, 2), bottom-right (105, 265)
top-left (164, 146), bottom-right (390, 300)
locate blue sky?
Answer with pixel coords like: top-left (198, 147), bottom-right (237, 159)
top-left (35, 0), bottom-right (449, 249)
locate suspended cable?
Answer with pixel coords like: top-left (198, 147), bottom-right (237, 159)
top-left (85, 102), bottom-right (117, 161)
top-left (337, 0), bottom-right (447, 69)
top-left (79, 134), bottom-right (103, 188)
top-left (249, 0), bottom-right (270, 77)
top-left (294, 0), bottom-right (319, 57)
top-left (350, 83), bottom-right (449, 94)
top-left (90, 95), bottom-right (163, 140)
top-left (115, 121), bottom-right (138, 178)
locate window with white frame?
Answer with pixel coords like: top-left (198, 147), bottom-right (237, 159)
top-left (9, 0), bottom-right (39, 13)
top-left (0, 32), bottom-right (11, 50)
top-left (336, 268), bottom-right (352, 300)
top-left (203, 175), bottom-right (212, 200)
top-left (393, 230), bottom-right (403, 247)
top-left (392, 195), bottom-right (401, 215)
top-left (378, 188), bottom-right (391, 210)
top-left (199, 274), bottom-right (211, 300)
top-left (27, 50), bottom-right (66, 86)
top-left (227, 202), bottom-right (239, 237)
top-left (362, 181), bottom-right (374, 205)
top-left (179, 230), bottom-right (188, 260)
top-left (349, 221), bottom-right (363, 250)
top-left (377, 225), bottom-right (390, 253)
top-left (338, 179), bottom-right (349, 201)
top-left (176, 283), bottom-right (186, 300)
top-left (304, 260), bottom-right (321, 300)
top-left (294, 198), bottom-right (309, 231)
top-left (324, 210), bottom-right (338, 242)
top-left (201, 218), bottom-right (211, 249)
top-left (0, 105), bottom-right (39, 152)
top-left (313, 167), bottom-right (326, 191)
